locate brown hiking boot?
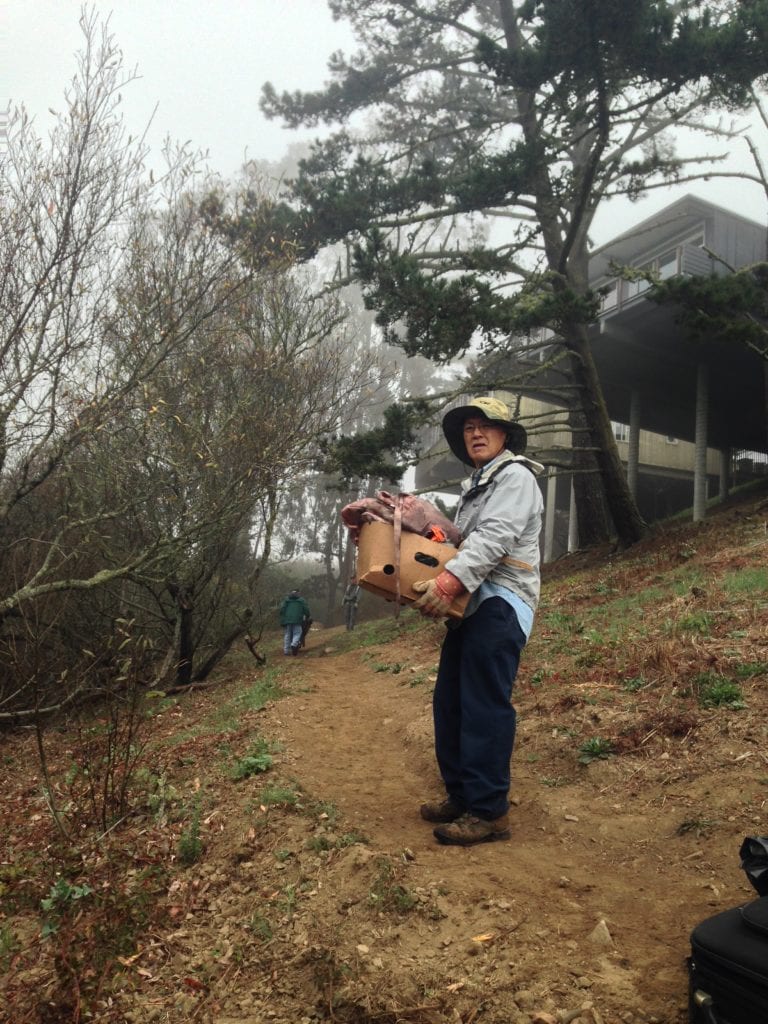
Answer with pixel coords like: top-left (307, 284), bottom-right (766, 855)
top-left (419, 798), bottom-right (463, 824)
top-left (433, 812), bottom-right (510, 846)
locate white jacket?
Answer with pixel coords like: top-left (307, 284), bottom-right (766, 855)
top-left (445, 451), bottom-right (544, 613)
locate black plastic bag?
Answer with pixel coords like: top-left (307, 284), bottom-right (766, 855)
top-left (739, 836), bottom-right (768, 896)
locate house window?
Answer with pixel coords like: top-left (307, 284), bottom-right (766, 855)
top-left (612, 421), bottom-right (630, 442)
top-left (657, 249), bottom-right (679, 279)
top-left (601, 281), bottom-right (619, 311)
top-left (625, 261), bottom-right (652, 298)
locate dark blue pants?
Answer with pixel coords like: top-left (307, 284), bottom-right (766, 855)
top-left (433, 597), bottom-right (524, 820)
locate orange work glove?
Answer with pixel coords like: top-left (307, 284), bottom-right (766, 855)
top-left (412, 570), bottom-right (465, 618)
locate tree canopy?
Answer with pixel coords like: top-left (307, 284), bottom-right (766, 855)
top-left (257, 0), bottom-right (768, 547)
top-left (0, 14), bottom-right (378, 715)
top-left (650, 261), bottom-right (768, 361)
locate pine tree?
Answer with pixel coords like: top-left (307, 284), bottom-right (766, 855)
top-left (257, 0), bottom-right (768, 547)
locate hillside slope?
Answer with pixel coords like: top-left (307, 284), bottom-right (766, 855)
top-left (2, 485), bottom-right (768, 1024)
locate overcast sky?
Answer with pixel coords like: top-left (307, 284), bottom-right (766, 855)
top-left (4, 0), bottom-right (767, 241)
top-left (4, 0), bottom-right (354, 175)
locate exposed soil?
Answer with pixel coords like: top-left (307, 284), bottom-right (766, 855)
top-left (3, 486), bottom-right (768, 1024)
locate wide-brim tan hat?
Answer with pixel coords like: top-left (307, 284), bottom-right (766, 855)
top-left (442, 396), bottom-right (527, 466)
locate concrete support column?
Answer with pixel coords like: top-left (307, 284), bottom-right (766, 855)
top-left (719, 448), bottom-right (731, 503)
top-left (627, 390), bottom-right (641, 498)
top-left (693, 364), bottom-right (709, 522)
top-left (567, 476), bottom-right (579, 553)
top-left (543, 471), bottom-right (557, 563)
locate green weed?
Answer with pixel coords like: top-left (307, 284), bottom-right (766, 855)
top-left (621, 676), bottom-right (648, 692)
top-left (232, 737), bottom-right (274, 780)
top-left (177, 798), bottom-right (204, 866)
top-left (408, 672), bottom-right (430, 687)
top-left (232, 752), bottom-right (273, 779)
top-left (593, 579), bottom-right (618, 596)
top-left (259, 783), bottom-right (301, 808)
top-left (695, 673), bottom-right (746, 710)
top-left (40, 878), bottom-right (94, 937)
top-left (678, 612), bottom-right (712, 635)
top-left (279, 885), bottom-right (298, 919)
top-left (235, 671), bottom-right (286, 712)
top-left (601, 586), bottom-right (665, 619)
top-left (723, 567), bottom-right (768, 595)
top-left (575, 630), bottom-right (611, 668)
top-left (145, 694), bottom-right (179, 717)
top-left (133, 767), bottom-right (181, 823)
top-left (541, 776), bottom-right (569, 788)
top-left (310, 800), bottom-right (339, 824)
top-left (248, 913), bottom-right (273, 941)
top-left (351, 616), bottom-right (423, 651)
top-left (35, 858), bottom-right (170, 1016)
top-left (732, 661), bottom-right (768, 679)
top-left (670, 569), bottom-right (704, 594)
top-left (578, 737), bottom-right (613, 765)
top-left (545, 610), bottom-right (579, 632)
top-left (305, 832), bottom-right (368, 853)
top-left (173, 670), bottom-right (286, 742)
top-left (369, 859), bottom-right (417, 915)
top-left (0, 922), bottom-right (19, 968)
top-left (529, 667), bottom-right (551, 687)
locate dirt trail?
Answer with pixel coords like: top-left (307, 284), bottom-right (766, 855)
top-left (257, 626), bottom-right (760, 1024)
top-left (6, 495), bottom-right (768, 1024)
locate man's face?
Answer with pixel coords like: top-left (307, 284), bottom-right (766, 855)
top-left (463, 416), bottom-right (507, 467)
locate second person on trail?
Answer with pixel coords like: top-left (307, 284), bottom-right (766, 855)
top-left (342, 575), bottom-right (361, 631)
top-left (280, 589), bottom-right (311, 656)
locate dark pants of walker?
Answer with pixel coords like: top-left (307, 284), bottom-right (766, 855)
top-left (433, 597), bottom-right (524, 821)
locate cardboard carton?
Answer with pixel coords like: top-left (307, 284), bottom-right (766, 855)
top-left (356, 521), bottom-right (469, 620)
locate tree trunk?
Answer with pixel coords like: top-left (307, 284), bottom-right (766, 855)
top-left (169, 583), bottom-right (194, 689)
top-left (323, 537), bottom-right (337, 626)
top-left (568, 403), bottom-right (612, 546)
top-left (567, 322), bottom-right (648, 547)
top-left (193, 609), bottom-right (253, 682)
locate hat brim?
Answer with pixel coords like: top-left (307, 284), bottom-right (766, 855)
top-left (442, 404), bottom-right (527, 466)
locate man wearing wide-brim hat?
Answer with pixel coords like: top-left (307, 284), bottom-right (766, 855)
top-left (413, 396), bottom-right (544, 846)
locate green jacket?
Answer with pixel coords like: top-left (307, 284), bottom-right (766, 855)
top-left (280, 594), bottom-right (310, 626)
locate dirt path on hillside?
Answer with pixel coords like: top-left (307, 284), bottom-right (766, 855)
top-left (6, 496), bottom-right (768, 1024)
top-left (256, 626), bottom-right (759, 1024)
top-left (266, 644), bottom-right (442, 850)
top-left (5, 561), bottom-right (765, 1024)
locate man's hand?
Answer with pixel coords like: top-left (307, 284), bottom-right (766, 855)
top-left (412, 570), bottom-right (465, 618)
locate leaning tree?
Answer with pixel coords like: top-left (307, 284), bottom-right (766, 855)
top-left (254, 0), bottom-right (768, 547)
